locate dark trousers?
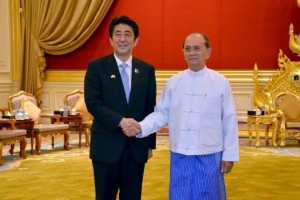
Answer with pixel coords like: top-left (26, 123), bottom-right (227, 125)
top-left (92, 145), bottom-right (145, 200)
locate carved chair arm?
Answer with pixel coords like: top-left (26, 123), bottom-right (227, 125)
top-left (0, 107), bottom-right (9, 116)
top-left (264, 92), bottom-right (276, 114)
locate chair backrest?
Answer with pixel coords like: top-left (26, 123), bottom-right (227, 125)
top-left (8, 91), bottom-right (38, 112)
top-left (64, 89), bottom-right (84, 109)
top-left (64, 89), bottom-right (93, 122)
top-left (274, 93), bottom-right (300, 122)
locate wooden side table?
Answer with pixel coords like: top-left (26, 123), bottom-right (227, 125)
top-left (60, 114), bottom-right (83, 148)
top-left (0, 119), bottom-right (35, 155)
top-left (247, 114), bottom-right (278, 147)
top-left (15, 119), bottom-right (35, 154)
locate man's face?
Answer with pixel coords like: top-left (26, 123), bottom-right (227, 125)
top-left (110, 24), bottom-right (138, 60)
top-left (182, 34), bottom-right (212, 71)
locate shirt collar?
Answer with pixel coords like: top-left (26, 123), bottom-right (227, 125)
top-left (188, 66), bottom-right (207, 76)
top-left (114, 54), bottom-right (132, 68)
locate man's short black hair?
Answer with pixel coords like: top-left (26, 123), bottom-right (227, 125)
top-left (109, 15), bottom-right (139, 40)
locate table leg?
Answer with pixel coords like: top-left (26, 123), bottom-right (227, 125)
top-left (30, 135), bottom-right (34, 155)
top-left (255, 121), bottom-right (260, 147)
top-left (36, 134), bottom-right (42, 155)
top-left (247, 121), bottom-right (253, 145)
top-left (272, 119), bottom-right (278, 147)
top-left (9, 144), bottom-right (14, 155)
top-left (79, 122), bottom-right (83, 148)
top-left (20, 137), bottom-right (27, 159)
top-left (85, 129), bottom-right (90, 147)
top-left (265, 125), bottom-right (270, 146)
top-left (64, 131), bottom-right (70, 150)
top-left (0, 143), bottom-right (3, 165)
top-left (51, 137), bottom-right (55, 149)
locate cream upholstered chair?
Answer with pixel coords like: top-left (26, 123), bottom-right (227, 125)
top-left (64, 89), bottom-right (92, 147)
top-left (0, 118), bottom-right (27, 165)
top-left (8, 91), bottom-right (70, 155)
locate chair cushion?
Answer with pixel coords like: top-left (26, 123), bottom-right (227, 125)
top-left (0, 129), bottom-right (26, 140)
top-left (73, 95), bottom-right (93, 122)
top-left (33, 124), bottom-right (69, 133)
top-left (275, 93), bottom-right (300, 121)
top-left (21, 98), bottom-right (41, 124)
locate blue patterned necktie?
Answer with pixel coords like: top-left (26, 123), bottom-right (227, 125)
top-left (120, 63), bottom-right (130, 102)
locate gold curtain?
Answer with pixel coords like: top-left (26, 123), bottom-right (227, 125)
top-left (19, 0), bottom-right (114, 101)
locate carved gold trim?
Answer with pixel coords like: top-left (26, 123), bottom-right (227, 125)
top-left (44, 69), bottom-right (276, 83)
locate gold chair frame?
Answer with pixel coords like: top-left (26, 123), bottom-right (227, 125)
top-left (64, 89), bottom-right (91, 147)
top-left (8, 91), bottom-right (70, 155)
top-left (253, 50), bottom-right (300, 146)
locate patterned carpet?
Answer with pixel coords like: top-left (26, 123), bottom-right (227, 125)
top-left (0, 132), bottom-right (88, 171)
top-left (1, 132), bottom-right (300, 200)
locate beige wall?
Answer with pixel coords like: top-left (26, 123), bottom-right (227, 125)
top-left (40, 70), bottom-right (273, 122)
top-left (0, 0), bottom-right (15, 109)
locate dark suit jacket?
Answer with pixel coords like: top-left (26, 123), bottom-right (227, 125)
top-left (84, 54), bottom-right (156, 164)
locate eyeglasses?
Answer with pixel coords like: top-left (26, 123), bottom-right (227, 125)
top-left (183, 46), bottom-right (202, 53)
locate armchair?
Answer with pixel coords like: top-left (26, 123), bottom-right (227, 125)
top-left (0, 118), bottom-right (27, 165)
top-left (253, 50), bottom-right (300, 146)
top-left (64, 89), bottom-right (92, 147)
top-left (8, 91), bottom-right (70, 155)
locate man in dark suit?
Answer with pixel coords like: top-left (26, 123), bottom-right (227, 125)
top-left (84, 15), bottom-right (156, 200)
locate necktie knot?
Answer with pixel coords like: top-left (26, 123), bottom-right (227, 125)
top-left (120, 63), bottom-right (127, 69)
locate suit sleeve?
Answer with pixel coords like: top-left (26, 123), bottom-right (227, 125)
top-left (84, 60), bottom-right (123, 131)
top-left (146, 66), bottom-right (157, 149)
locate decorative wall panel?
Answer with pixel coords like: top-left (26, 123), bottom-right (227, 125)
top-left (0, 0), bottom-right (10, 73)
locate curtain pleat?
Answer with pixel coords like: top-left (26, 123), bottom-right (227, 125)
top-left (19, 0), bottom-right (114, 101)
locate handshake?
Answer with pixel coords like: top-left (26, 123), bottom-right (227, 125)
top-left (120, 118), bottom-right (141, 137)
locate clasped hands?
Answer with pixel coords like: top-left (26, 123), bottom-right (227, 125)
top-left (120, 118), bottom-right (141, 137)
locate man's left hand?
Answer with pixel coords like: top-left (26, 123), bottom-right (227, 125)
top-left (221, 161), bottom-right (234, 173)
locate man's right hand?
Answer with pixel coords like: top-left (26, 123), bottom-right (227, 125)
top-left (120, 118), bottom-right (141, 137)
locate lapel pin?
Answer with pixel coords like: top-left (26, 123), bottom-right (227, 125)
top-left (111, 74), bottom-right (116, 79)
top-left (134, 69), bottom-right (139, 73)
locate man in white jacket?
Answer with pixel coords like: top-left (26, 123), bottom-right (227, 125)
top-left (124, 32), bottom-right (239, 200)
